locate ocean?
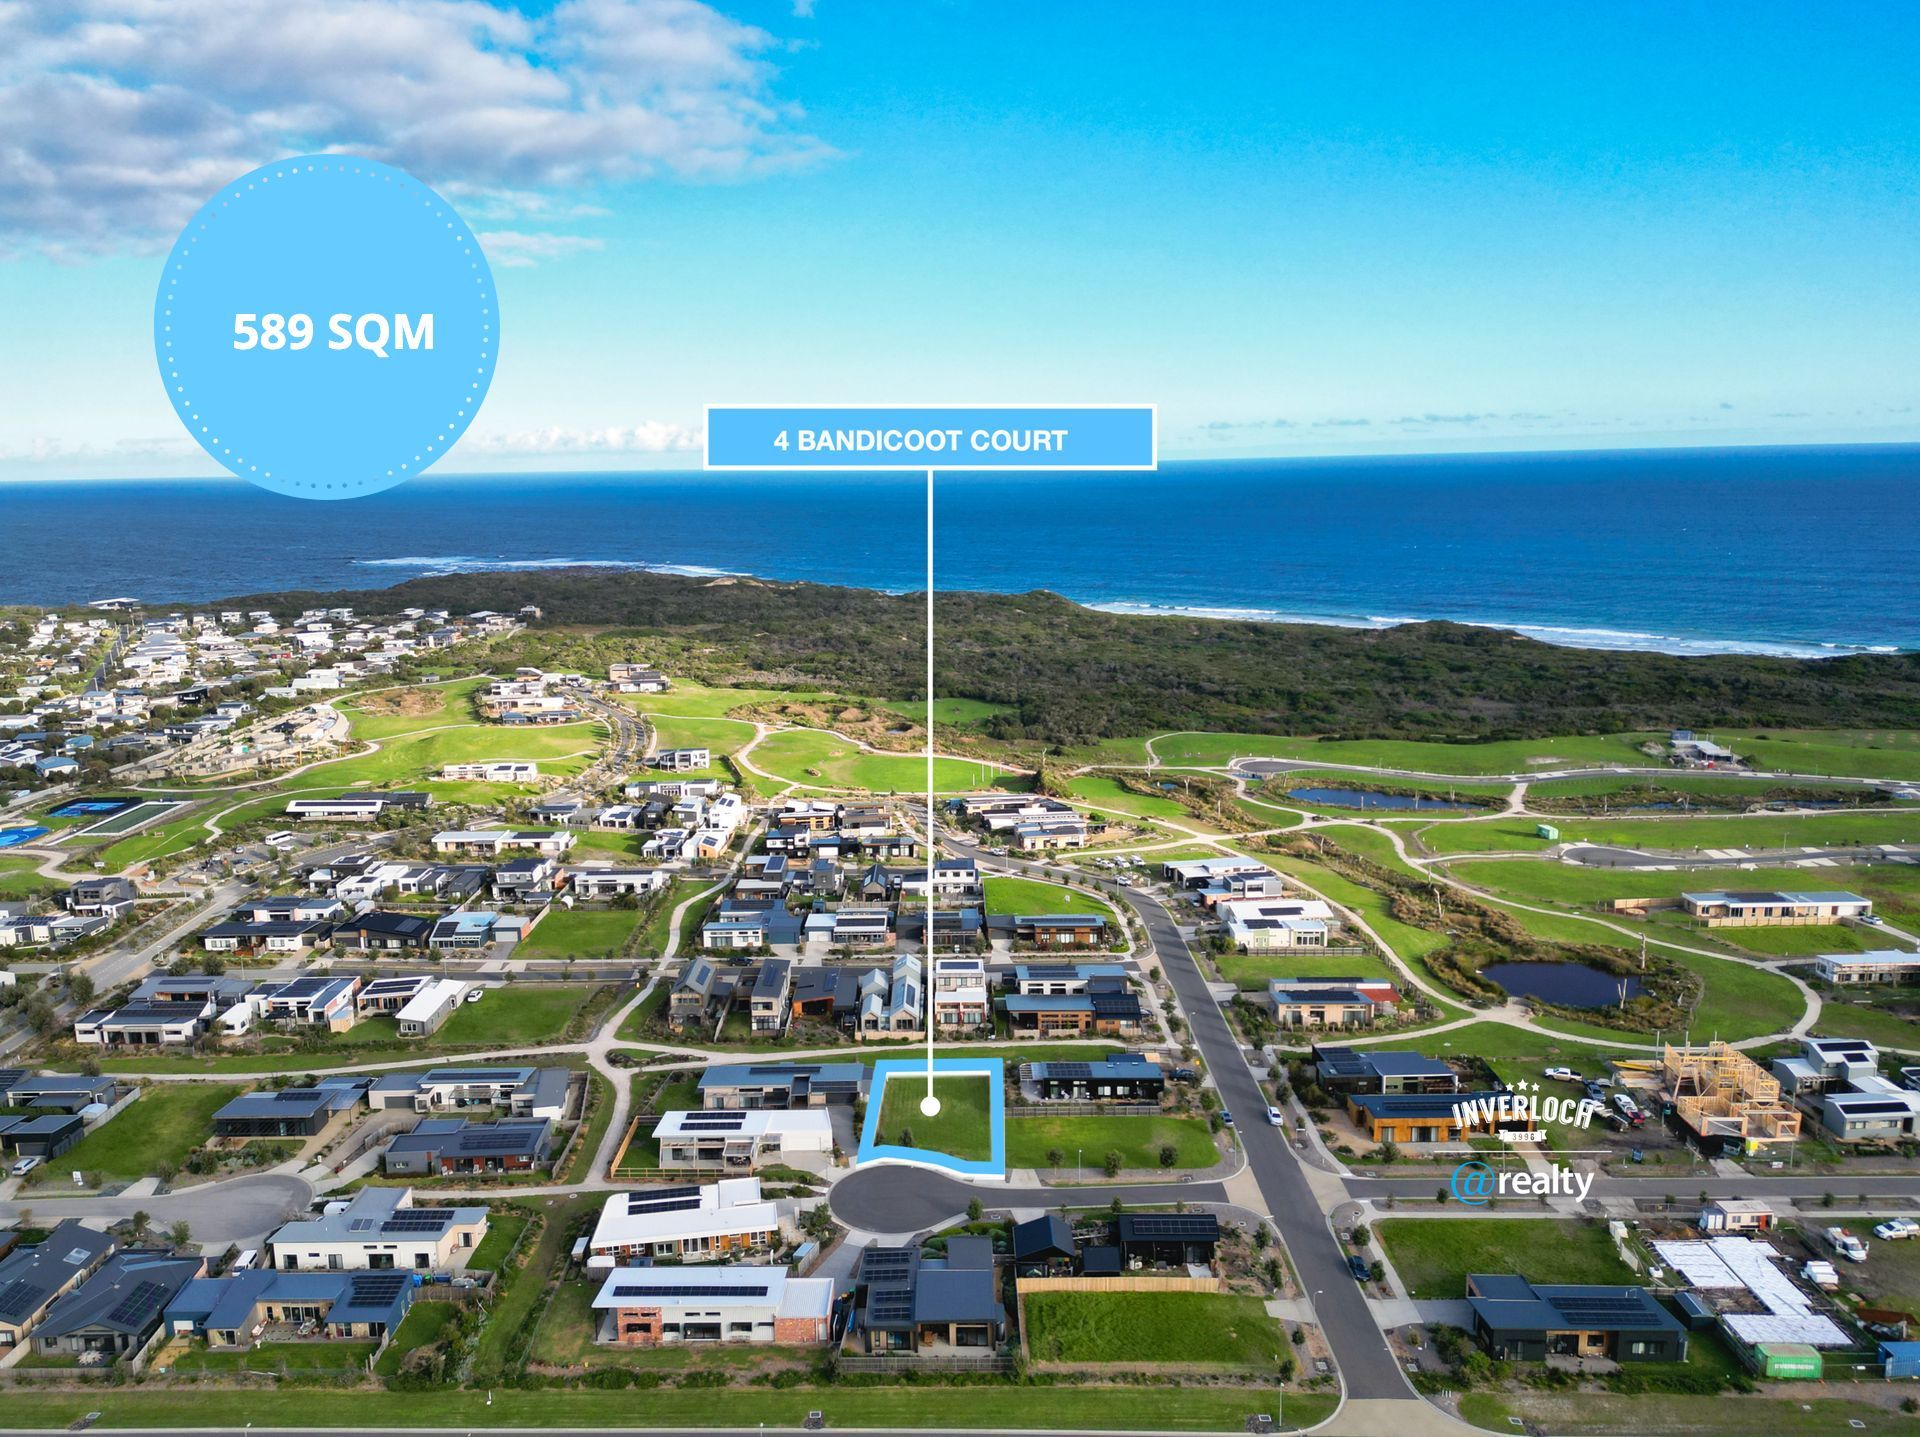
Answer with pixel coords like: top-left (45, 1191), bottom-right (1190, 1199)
top-left (2, 443), bottom-right (1916, 658)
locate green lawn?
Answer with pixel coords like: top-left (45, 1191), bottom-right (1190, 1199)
top-left (1215, 945), bottom-right (1399, 991)
top-left (1064, 775), bottom-right (1191, 820)
top-left (431, 984), bottom-right (596, 1046)
top-left (1730, 729), bottom-right (1920, 781)
top-left (644, 713), bottom-right (757, 757)
top-left (1377, 1217), bottom-right (1634, 1298)
top-left (1416, 809), bottom-right (1920, 856)
top-left (169, 1339), bottom-right (375, 1374)
top-left (466, 1211), bottom-right (531, 1272)
top-left (50, 1083), bottom-right (242, 1183)
top-left (373, 1301), bottom-right (459, 1376)
top-left (1023, 1291), bottom-right (1288, 1369)
top-left (625, 681), bottom-right (841, 719)
top-left (341, 676), bottom-right (490, 740)
top-left (981, 874), bottom-right (1113, 917)
top-left (0, 855), bottom-right (62, 898)
top-left (1149, 731), bottom-right (1658, 774)
top-left (1005, 1114), bottom-right (1216, 1169)
top-left (0, 1384), bottom-right (1338, 1432)
top-left (751, 728), bottom-right (1020, 794)
top-left (873, 1074), bottom-right (993, 1160)
top-left (1459, 1391), bottom-right (1912, 1437)
top-left (517, 907), bottom-right (643, 959)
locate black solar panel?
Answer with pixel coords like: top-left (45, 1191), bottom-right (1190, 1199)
top-left (0, 1278), bottom-right (40, 1315)
top-left (612, 1283), bottom-right (770, 1299)
top-left (456, 1128), bottom-right (541, 1152)
top-left (676, 1114), bottom-right (747, 1130)
top-left (349, 1273), bottom-right (410, 1303)
top-left (105, 1280), bottom-right (166, 1328)
top-left (380, 1211), bottom-right (454, 1232)
top-left (1042, 1062), bottom-right (1091, 1080)
top-left (1550, 1293), bottom-right (1658, 1323)
top-left (1117, 1215), bottom-right (1218, 1239)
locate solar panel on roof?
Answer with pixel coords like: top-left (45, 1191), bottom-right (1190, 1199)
top-left (612, 1283), bottom-right (771, 1299)
top-left (380, 1211), bottom-right (454, 1232)
top-left (1118, 1215), bottom-right (1217, 1238)
top-left (0, 1279), bottom-right (39, 1314)
top-left (105, 1280), bottom-right (167, 1328)
top-left (626, 1195), bottom-right (702, 1215)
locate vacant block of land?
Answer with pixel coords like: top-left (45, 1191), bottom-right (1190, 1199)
top-left (1377, 1217), bottom-right (1632, 1299)
top-left (874, 1075), bottom-right (993, 1161)
top-left (1023, 1291), bottom-right (1287, 1369)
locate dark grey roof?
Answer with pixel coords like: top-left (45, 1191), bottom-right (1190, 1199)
top-left (912, 1268), bottom-right (1002, 1325)
top-left (34, 1252), bottom-right (200, 1339)
top-left (1012, 1215), bottom-right (1077, 1261)
top-left (0, 1221), bottom-right (113, 1324)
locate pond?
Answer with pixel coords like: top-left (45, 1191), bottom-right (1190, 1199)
top-left (1285, 786), bottom-right (1471, 811)
top-left (1482, 961), bottom-right (1645, 1009)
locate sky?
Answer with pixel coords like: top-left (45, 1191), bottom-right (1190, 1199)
top-left (1, 0), bottom-right (1917, 479)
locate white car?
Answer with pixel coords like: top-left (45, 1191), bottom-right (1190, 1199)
top-left (1874, 1218), bottom-right (1920, 1241)
top-left (9, 1155), bottom-right (40, 1177)
top-left (1543, 1066), bottom-right (1577, 1082)
top-left (464, 988), bottom-right (484, 1004)
top-left (1265, 1107), bottom-right (1285, 1126)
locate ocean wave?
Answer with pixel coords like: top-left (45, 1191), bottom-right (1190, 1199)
top-left (1086, 600), bottom-right (1898, 659)
top-left (352, 555), bottom-right (744, 579)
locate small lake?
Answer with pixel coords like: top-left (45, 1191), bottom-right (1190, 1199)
top-left (1483, 962), bottom-right (1645, 1009)
top-left (1286, 786), bottom-right (1471, 811)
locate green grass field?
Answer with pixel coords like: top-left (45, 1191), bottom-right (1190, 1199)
top-left (341, 676), bottom-right (490, 740)
top-left (1728, 729), bottom-right (1920, 781)
top-left (750, 728), bottom-right (1020, 793)
top-left (1377, 1217), bottom-right (1634, 1298)
top-left (465, 1211), bottom-right (531, 1272)
top-left (168, 1338), bottom-right (376, 1374)
top-left (53, 1084), bottom-right (243, 1182)
top-left (1005, 1114), bottom-right (1217, 1169)
top-left (517, 907), bottom-right (643, 959)
top-left (1023, 1291), bottom-right (1287, 1369)
top-left (981, 875), bottom-right (1112, 917)
top-left (0, 855), bottom-right (62, 897)
top-left (1214, 945), bottom-right (1399, 991)
top-left (644, 713), bottom-right (757, 757)
top-left (873, 1074), bottom-right (993, 1160)
top-left (1415, 809), bottom-right (1920, 856)
top-left (1064, 774), bottom-right (1191, 820)
top-left (1149, 731), bottom-right (1658, 774)
top-left (624, 681), bottom-right (841, 719)
top-left (373, 1301), bottom-right (459, 1376)
top-left (432, 984), bottom-right (596, 1046)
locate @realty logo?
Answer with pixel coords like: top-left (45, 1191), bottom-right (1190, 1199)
top-left (1450, 1159), bottom-right (1594, 1204)
top-left (1451, 1161), bottom-right (1498, 1205)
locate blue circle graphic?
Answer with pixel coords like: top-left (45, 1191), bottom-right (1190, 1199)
top-left (153, 155), bottom-right (497, 500)
top-left (1450, 1160), bottom-right (1497, 1206)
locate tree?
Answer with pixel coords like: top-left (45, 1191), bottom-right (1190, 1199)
top-left (966, 1198), bottom-right (983, 1223)
top-left (1046, 1147), bottom-right (1065, 1168)
top-left (1436, 1187), bottom-right (1450, 1205)
top-left (1157, 1142), bottom-right (1178, 1168)
top-left (898, 1126), bottom-right (914, 1148)
top-left (129, 1210), bottom-right (152, 1239)
top-left (1253, 1226), bottom-right (1271, 1251)
top-left (66, 972), bottom-right (95, 1005)
top-left (1102, 1149), bottom-right (1123, 1178)
top-left (168, 1220), bottom-right (192, 1249)
top-left (1351, 1223), bottom-right (1371, 1246)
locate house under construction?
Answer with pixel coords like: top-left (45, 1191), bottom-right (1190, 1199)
top-left (1661, 1042), bottom-right (1802, 1157)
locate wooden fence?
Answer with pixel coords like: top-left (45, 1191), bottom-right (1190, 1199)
top-left (1016, 1274), bottom-right (1220, 1294)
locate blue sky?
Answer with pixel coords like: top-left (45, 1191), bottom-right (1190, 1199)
top-left (1, 1), bottom-right (1916, 478)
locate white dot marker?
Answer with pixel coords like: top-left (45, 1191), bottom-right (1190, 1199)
top-left (919, 1094), bottom-right (943, 1118)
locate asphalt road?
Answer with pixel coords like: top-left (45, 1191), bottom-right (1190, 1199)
top-left (829, 1165), bottom-right (1232, 1233)
top-left (0, 1172), bottom-right (312, 1248)
top-left (1110, 881), bottom-right (1417, 1404)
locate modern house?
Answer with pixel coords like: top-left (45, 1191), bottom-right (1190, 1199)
top-left (268, 1187), bottom-right (488, 1273)
top-left (749, 960), bottom-right (792, 1034)
top-left (1465, 1273), bottom-right (1688, 1363)
top-left (852, 1241), bottom-right (1005, 1356)
top-left (1268, 982), bottom-right (1392, 1030)
top-left (431, 828), bottom-right (575, 857)
top-left (0, 1114), bottom-right (86, 1161)
top-left (1002, 979), bottom-right (1142, 1038)
top-left (1812, 950), bottom-right (1920, 986)
top-left (1218, 896), bottom-right (1334, 951)
top-left (393, 978), bottom-right (468, 1036)
top-left (164, 1268), bottom-right (415, 1348)
top-left (648, 1108), bottom-right (834, 1171)
top-left (383, 1118), bottom-right (552, 1176)
top-left (212, 1082), bottom-right (366, 1138)
top-left (30, 1251), bottom-right (204, 1360)
top-left (0, 1221), bottom-right (115, 1350)
top-left (1011, 1215), bottom-right (1079, 1277)
top-left (332, 910), bottom-right (436, 952)
top-left (1680, 890), bottom-right (1871, 927)
top-left (1345, 1089), bottom-right (1513, 1145)
top-left (365, 1066), bottom-right (572, 1122)
top-left (586, 1179), bottom-right (783, 1265)
top-left (696, 1063), bottom-right (869, 1110)
top-left (1312, 1045), bottom-right (1459, 1096)
top-left (1005, 963), bottom-right (1128, 996)
top-left (64, 876), bottom-right (138, 920)
top-left (931, 956), bottom-right (991, 1028)
top-left (1698, 1199), bottom-right (1776, 1235)
top-left (1011, 914), bottom-right (1109, 949)
top-left (1023, 1052), bottom-right (1167, 1102)
top-left (1112, 1213), bottom-right (1219, 1268)
top-left (1771, 1036), bottom-right (1880, 1096)
top-left (591, 1265), bottom-right (833, 1347)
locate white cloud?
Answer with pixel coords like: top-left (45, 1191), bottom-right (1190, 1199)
top-left (0, 0), bottom-right (834, 259)
top-left (462, 421), bottom-right (702, 454)
top-left (477, 230), bottom-right (606, 267)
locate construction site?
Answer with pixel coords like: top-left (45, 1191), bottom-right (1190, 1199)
top-left (1660, 1042), bottom-right (1803, 1158)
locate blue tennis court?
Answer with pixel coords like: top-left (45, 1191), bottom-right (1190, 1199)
top-left (0, 825), bottom-right (50, 848)
top-left (49, 798), bottom-right (137, 818)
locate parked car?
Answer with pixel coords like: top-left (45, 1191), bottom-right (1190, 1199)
top-left (1874, 1218), bottom-right (1920, 1241)
top-left (1220, 1110), bottom-right (1234, 1126)
top-left (464, 988), bottom-right (484, 1004)
top-left (1347, 1253), bottom-right (1371, 1281)
top-left (10, 1156), bottom-right (41, 1177)
top-left (1543, 1066), bottom-right (1577, 1082)
top-left (1266, 1106), bottom-right (1285, 1126)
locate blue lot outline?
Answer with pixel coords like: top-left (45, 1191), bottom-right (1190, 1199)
top-left (856, 1056), bottom-right (1007, 1180)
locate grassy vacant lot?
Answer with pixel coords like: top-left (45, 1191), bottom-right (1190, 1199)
top-left (751, 728), bottom-right (1019, 793)
top-left (1215, 945), bottom-right (1399, 991)
top-left (169, 1339), bottom-right (376, 1374)
top-left (1730, 728), bottom-right (1920, 781)
top-left (1023, 1291), bottom-right (1287, 1369)
top-left (1416, 808), bottom-right (1920, 856)
top-left (874, 1074), bottom-right (993, 1160)
top-left (644, 713), bottom-right (757, 758)
top-left (53, 1084), bottom-right (242, 1182)
top-left (373, 1301), bottom-right (458, 1376)
top-left (982, 875), bottom-right (1111, 916)
top-left (1377, 1217), bottom-right (1633, 1299)
top-left (1459, 1391), bottom-right (1911, 1436)
top-left (1065, 774), bottom-right (1190, 820)
top-left (342, 676), bottom-right (489, 740)
top-left (0, 855), bottom-right (61, 898)
top-left (466, 1211), bottom-right (531, 1272)
top-left (1005, 1114), bottom-right (1216, 1170)
top-left (432, 984), bottom-right (596, 1047)
top-left (517, 907), bottom-right (643, 959)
